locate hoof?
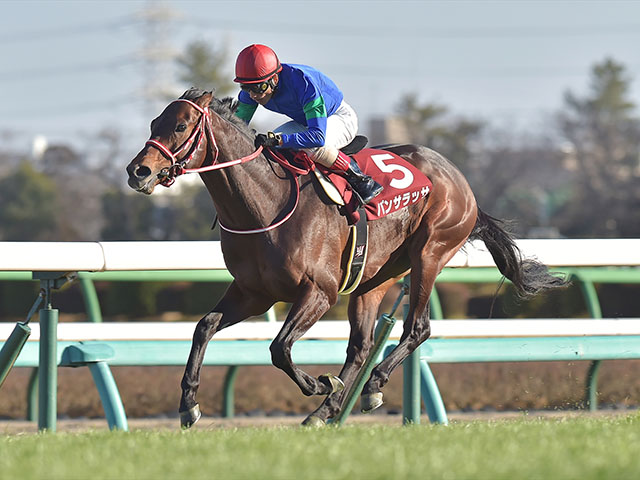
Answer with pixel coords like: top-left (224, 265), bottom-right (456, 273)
top-left (318, 373), bottom-right (345, 394)
top-left (179, 404), bottom-right (201, 429)
top-left (302, 415), bottom-right (326, 428)
top-left (361, 392), bottom-right (384, 413)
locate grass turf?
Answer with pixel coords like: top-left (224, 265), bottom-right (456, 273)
top-left (2, 414), bottom-right (639, 479)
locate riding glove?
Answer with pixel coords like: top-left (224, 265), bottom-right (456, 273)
top-left (254, 132), bottom-right (282, 148)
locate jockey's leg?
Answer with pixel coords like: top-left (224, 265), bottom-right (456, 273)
top-left (316, 150), bottom-right (383, 206)
top-left (274, 101), bottom-right (382, 205)
top-left (314, 101), bottom-right (382, 205)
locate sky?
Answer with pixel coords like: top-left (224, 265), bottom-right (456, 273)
top-left (1, 0), bottom-right (639, 157)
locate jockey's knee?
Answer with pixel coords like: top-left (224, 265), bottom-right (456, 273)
top-left (305, 146), bottom-right (339, 168)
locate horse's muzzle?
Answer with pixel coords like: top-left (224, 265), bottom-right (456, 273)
top-left (126, 163), bottom-right (157, 194)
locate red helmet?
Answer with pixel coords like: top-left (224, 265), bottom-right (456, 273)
top-left (234, 44), bottom-right (282, 84)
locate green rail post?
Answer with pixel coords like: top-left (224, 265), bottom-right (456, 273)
top-left (332, 313), bottom-right (396, 426)
top-left (573, 272), bottom-right (604, 412)
top-left (585, 359), bottom-right (603, 410)
top-left (419, 360), bottom-right (448, 424)
top-left (0, 287), bottom-right (45, 389)
top-left (222, 365), bottom-right (240, 418)
top-left (402, 298), bottom-right (422, 425)
top-left (0, 322), bottom-right (31, 388)
top-left (575, 275), bottom-right (603, 318)
top-left (38, 304), bottom-right (58, 432)
top-left (332, 280), bottom-right (407, 426)
top-left (34, 272), bottom-right (75, 432)
top-left (429, 287), bottom-right (444, 320)
top-left (87, 362), bottom-right (128, 430)
top-left (27, 369), bottom-right (38, 421)
top-left (79, 276), bottom-right (103, 323)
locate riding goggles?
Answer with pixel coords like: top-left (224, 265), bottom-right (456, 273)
top-left (240, 81), bottom-right (271, 94)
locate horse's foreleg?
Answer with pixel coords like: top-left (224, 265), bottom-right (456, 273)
top-left (179, 281), bottom-right (272, 428)
top-left (179, 310), bottom-right (223, 428)
top-left (269, 284), bottom-right (334, 398)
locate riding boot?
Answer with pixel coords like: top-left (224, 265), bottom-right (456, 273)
top-left (332, 152), bottom-right (383, 206)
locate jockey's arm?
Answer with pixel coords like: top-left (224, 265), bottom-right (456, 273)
top-left (279, 97), bottom-right (328, 149)
top-left (235, 98), bottom-right (258, 123)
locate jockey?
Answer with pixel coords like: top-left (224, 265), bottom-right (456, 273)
top-left (233, 44), bottom-right (383, 206)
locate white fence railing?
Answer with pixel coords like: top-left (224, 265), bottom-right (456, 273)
top-left (1, 239), bottom-right (640, 272)
top-left (4, 319), bottom-right (640, 343)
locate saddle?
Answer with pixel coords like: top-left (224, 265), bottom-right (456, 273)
top-left (341, 135), bottom-right (369, 155)
top-left (263, 136), bottom-right (432, 295)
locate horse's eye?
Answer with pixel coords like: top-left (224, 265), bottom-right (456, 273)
top-left (176, 123), bottom-right (187, 132)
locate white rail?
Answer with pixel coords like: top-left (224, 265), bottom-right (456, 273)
top-left (1, 239), bottom-right (640, 271)
top-left (3, 319), bottom-right (640, 342)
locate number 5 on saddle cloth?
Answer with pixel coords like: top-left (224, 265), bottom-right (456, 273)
top-left (313, 146), bottom-right (433, 294)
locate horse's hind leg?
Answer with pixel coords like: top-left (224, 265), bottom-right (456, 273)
top-left (362, 228), bottom-right (471, 412)
top-left (179, 281), bottom-right (273, 428)
top-left (303, 280), bottom-right (396, 426)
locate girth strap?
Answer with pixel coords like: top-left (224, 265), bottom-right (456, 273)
top-left (338, 207), bottom-right (369, 295)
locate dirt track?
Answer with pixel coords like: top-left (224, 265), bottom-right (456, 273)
top-left (3, 408), bottom-right (639, 435)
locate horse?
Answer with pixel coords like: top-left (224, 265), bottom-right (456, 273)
top-left (126, 88), bottom-right (567, 428)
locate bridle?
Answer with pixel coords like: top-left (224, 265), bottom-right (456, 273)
top-left (143, 98), bottom-right (302, 234)
top-left (145, 99), bottom-right (263, 187)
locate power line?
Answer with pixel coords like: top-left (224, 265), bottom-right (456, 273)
top-left (3, 62), bottom-right (638, 118)
top-left (1, 94), bottom-right (142, 118)
top-left (188, 17), bottom-right (640, 39)
top-left (323, 63), bottom-right (640, 79)
top-left (3, 14), bottom-right (639, 45)
top-left (0, 56), bottom-right (138, 83)
top-left (0, 16), bottom-right (139, 44)
top-left (4, 51), bottom-right (637, 85)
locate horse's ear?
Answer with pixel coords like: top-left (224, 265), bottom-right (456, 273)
top-left (195, 91), bottom-right (214, 109)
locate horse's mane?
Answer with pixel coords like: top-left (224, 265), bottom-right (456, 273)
top-left (179, 87), bottom-right (254, 138)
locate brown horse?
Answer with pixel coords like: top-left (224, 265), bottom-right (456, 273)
top-left (126, 88), bottom-right (566, 428)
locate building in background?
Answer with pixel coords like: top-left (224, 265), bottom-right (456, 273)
top-left (367, 117), bottom-right (411, 146)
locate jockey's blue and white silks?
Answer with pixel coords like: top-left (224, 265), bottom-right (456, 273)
top-left (235, 63), bottom-right (346, 150)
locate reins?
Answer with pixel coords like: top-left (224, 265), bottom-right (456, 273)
top-left (145, 98), bottom-right (310, 234)
top-left (146, 99), bottom-right (266, 187)
top-left (217, 149), bottom-right (315, 235)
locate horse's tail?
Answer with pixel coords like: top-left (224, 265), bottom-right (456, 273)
top-left (469, 208), bottom-right (569, 298)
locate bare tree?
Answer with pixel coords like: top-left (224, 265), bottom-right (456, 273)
top-left (176, 39), bottom-right (235, 96)
top-left (555, 57), bottom-right (640, 237)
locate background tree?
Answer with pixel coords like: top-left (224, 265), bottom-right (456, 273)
top-left (391, 93), bottom-right (565, 236)
top-left (555, 57), bottom-right (640, 237)
top-left (463, 129), bottom-right (572, 237)
top-left (153, 183), bottom-right (219, 240)
top-left (156, 38), bottom-right (237, 240)
top-left (395, 93), bottom-right (485, 173)
top-left (0, 162), bottom-right (60, 240)
top-left (38, 143), bottom-right (107, 240)
top-left (176, 39), bottom-right (235, 96)
top-left (91, 127), bottom-right (128, 189)
top-left (101, 188), bottom-right (155, 240)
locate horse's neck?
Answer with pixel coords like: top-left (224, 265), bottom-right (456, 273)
top-left (201, 113), bottom-right (288, 228)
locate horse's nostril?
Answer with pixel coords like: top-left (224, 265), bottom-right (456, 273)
top-left (135, 165), bottom-right (152, 178)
